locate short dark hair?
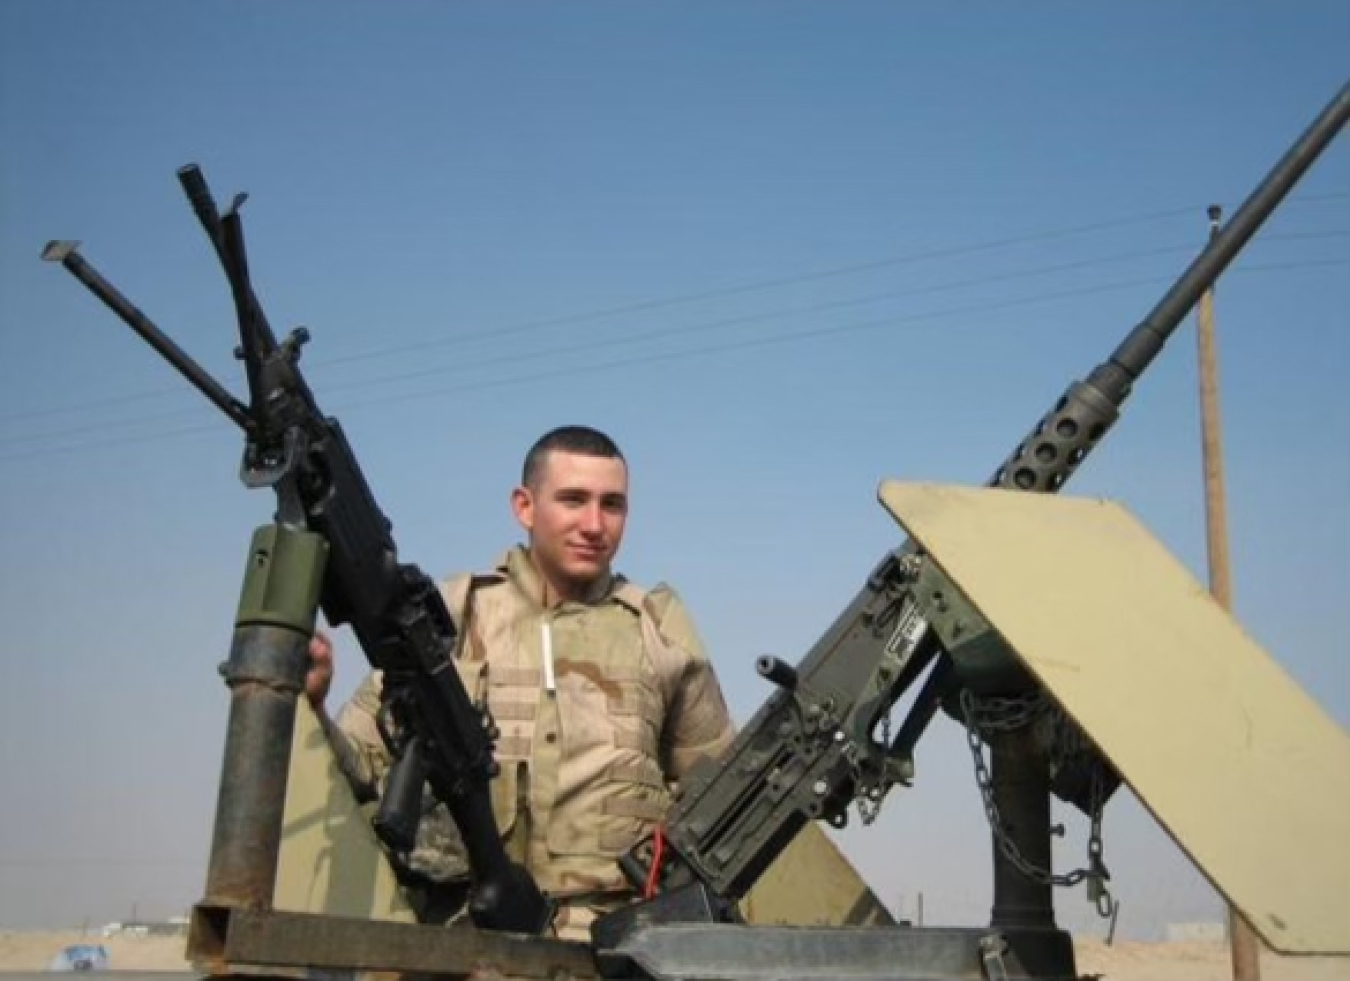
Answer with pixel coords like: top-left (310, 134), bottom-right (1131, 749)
top-left (521, 425), bottom-right (625, 488)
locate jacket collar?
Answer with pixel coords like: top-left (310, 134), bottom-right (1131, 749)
top-left (496, 544), bottom-right (624, 609)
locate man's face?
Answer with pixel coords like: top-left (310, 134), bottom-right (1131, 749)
top-left (512, 450), bottom-right (629, 598)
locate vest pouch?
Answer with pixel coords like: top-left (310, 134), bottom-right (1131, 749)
top-left (545, 752), bottom-right (671, 858)
top-left (488, 758), bottom-right (522, 847)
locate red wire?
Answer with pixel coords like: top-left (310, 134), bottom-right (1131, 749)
top-left (644, 825), bottom-right (666, 899)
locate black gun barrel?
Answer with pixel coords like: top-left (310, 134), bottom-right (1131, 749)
top-left (40, 241), bottom-right (252, 432)
top-left (1101, 80), bottom-right (1350, 399)
top-left (991, 79), bottom-right (1350, 495)
top-left (178, 163), bottom-right (224, 235)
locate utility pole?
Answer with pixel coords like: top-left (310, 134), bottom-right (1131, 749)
top-left (1196, 203), bottom-right (1261, 981)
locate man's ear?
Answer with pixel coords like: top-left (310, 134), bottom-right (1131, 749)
top-left (510, 485), bottom-right (534, 532)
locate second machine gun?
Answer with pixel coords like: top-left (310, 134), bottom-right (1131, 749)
top-left (594, 80), bottom-right (1350, 981)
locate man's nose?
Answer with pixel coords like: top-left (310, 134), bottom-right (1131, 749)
top-left (578, 503), bottom-right (604, 535)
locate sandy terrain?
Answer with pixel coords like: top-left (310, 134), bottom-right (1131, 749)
top-left (1073, 938), bottom-right (1350, 980)
top-left (2, 930), bottom-right (1348, 979)
top-left (0, 932), bottom-right (191, 972)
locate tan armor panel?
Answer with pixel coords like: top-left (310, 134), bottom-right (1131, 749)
top-left (742, 823), bottom-right (895, 926)
top-left (877, 480), bottom-right (1350, 955)
top-left (273, 698), bottom-right (415, 921)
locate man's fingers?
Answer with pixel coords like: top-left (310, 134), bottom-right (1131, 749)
top-left (305, 630), bottom-right (335, 708)
top-left (309, 631), bottom-right (333, 661)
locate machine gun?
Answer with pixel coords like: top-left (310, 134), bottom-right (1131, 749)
top-left (42, 167), bottom-right (552, 935)
top-left (593, 80), bottom-right (1350, 979)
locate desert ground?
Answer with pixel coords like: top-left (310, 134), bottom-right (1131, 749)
top-left (0, 932), bottom-right (191, 973)
top-left (1, 930), bottom-right (1348, 979)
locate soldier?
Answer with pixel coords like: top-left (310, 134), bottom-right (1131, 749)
top-left (305, 424), bottom-right (736, 940)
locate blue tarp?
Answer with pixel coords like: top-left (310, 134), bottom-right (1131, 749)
top-left (48, 944), bottom-right (110, 971)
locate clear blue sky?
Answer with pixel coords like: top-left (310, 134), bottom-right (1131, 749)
top-left (1, 2), bottom-right (1346, 941)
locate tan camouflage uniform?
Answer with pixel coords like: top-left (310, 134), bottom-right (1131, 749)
top-left (324, 545), bottom-right (735, 941)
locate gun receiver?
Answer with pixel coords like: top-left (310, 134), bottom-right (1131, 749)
top-left (43, 167), bottom-right (552, 934)
top-left (604, 80), bottom-right (1350, 934)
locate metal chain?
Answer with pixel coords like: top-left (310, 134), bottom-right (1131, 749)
top-left (849, 582), bottom-right (926, 826)
top-left (961, 689), bottom-right (1114, 917)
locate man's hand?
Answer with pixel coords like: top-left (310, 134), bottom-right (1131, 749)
top-left (306, 631), bottom-right (335, 709)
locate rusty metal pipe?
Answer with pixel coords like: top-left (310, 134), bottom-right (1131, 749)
top-left (202, 524), bottom-right (328, 909)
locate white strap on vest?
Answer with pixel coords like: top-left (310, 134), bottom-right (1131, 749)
top-left (540, 621), bottom-right (557, 693)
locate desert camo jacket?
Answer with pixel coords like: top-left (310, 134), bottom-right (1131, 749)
top-left (324, 545), bottom-right (736, 909)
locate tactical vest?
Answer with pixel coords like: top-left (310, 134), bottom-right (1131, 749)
top-left (437, 566), bottom-right (692, 899)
